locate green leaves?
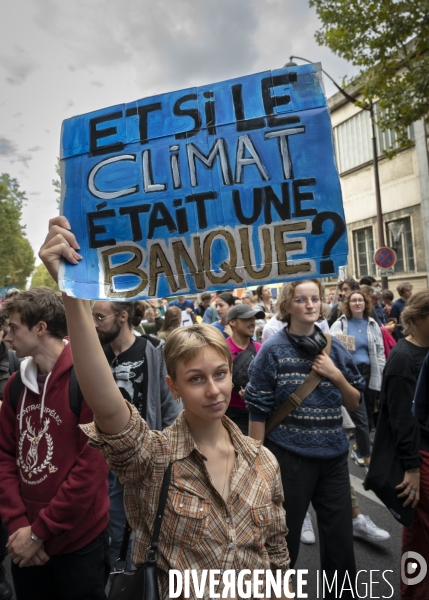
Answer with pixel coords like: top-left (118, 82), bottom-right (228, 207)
top-left (0, 174), bottom-right (35, 288)
top-left (310, 0), bottom-right (429, 156)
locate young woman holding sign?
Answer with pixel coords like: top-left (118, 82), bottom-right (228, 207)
top-left (38, 216), bottom-right (292, 600)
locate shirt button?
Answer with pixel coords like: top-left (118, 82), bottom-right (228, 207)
top-left (228, 542), bottom-right (234, 548)
top-left (199, 507), bottom-right (203, 512)
top-left (259, 514), bottom-right (264, 520)
top-left (226, 518), bottom-right (231, 523)
top-left (179, 503), bottom-right (184, 508)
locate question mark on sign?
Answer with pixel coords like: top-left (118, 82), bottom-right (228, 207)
top-left (311, 211), bottom-right (346, 275)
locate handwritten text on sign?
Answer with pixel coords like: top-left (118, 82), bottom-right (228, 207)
top-left (60, 64), bottom-right (347, 299)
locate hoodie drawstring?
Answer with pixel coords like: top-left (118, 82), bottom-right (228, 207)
top-left (39, 371), bottom-right (52, 422)
top-left (18, 371), bottom-right (53, 432)
top-left (19, 388), bottom-right (28, 433)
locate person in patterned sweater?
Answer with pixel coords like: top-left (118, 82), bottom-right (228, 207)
top-left (246, 279), bottom-right (366, 600)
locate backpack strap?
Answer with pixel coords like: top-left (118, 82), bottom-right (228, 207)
top-left (69, 366), bottom-right (84, 418)
top-left (265, 334), bottom-right (332, 435)
top-left (9, 371), bottom-right (24, 413)
top-left (8, 350), bottom-right (20, 374)
top-left (9, 366), bottom-right (83, 418)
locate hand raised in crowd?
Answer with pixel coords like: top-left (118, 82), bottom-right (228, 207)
top-left (224, 324), bottom-right (233, 338)
top-left (39, 217), bottom-right (82, 282)
top-left (7, 526), bottom-right (50, 568)
top-left (396, 470), bottom-right (420, 508)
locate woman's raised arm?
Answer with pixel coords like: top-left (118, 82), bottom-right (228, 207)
top-left (39, 216), bottom-right (130, 434)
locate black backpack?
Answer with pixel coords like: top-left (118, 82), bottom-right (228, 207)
top-left (232, 341), bottom-right (257, 393)
top-left (9, 366), bottom-right (83, 418)
top-left (0, 349), bottom-right (20, 400)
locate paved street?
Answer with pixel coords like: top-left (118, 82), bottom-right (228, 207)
top-left (295, 446), bottom-right (404, 599)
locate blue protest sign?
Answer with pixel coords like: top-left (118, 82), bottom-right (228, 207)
top-left (60, 63), bottom-right (347, 299)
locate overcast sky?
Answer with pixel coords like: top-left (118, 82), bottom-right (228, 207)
top-left (1, 0), bottom-right (356, 259)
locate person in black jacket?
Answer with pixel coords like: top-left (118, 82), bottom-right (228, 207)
top-left (91, 300), bottom-right (181, 572)
top-left (327, 278), bottom-right (360, 328)
top-left (390, 282), bottom-right (413, 340)
top-left (195, 292), bottom-right (212, 319)
top-left (379, 290), bottom-right (429, 600)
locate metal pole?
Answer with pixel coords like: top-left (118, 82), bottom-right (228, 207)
top-left (286, 58), bottom-right (387, 288)
top-left (369, 105), bottom-right (388, 289)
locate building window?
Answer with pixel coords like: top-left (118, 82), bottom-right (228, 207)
top-left (353, 227), bottom-right (376, 278)
top-left (334, 110), bottom-right (372, 173)
top-left (385, 217), bottom-right (415, 274)
top-left (333, 106), bottom-right (414, 174)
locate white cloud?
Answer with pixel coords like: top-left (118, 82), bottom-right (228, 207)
top-left (0, 0), bottom-right (355, 258)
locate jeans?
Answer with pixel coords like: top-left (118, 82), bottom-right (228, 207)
top-left (347, 401), bottom-right (371, 458)
top-left (356, 363), bottom-right (379, 431)
top-left (108, 471), bottom-right (132, 572)
top-left (11, 530), bottom-right (110, 600)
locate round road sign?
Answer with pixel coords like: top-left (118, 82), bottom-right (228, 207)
top-left (374, 247), bottom-right (397, 269)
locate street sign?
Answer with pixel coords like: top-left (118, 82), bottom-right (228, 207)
top-left (374, 247), bottom-right (397, 269)
top-left (378, 267), bottom-right (395, 276)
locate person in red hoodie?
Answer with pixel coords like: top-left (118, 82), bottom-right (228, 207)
top-left (0, 287), bottom-right (110, 600)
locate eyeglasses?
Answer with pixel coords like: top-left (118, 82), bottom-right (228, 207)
top-left (349, 299), bottom-right (364, 304)
top-left (293, 296), bottom-right (321, 304)
top-left (92, 313), bottom-right (116, 323)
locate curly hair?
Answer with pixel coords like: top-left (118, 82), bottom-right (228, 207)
top-left (277, 280), bottom-right (326, 324)
top-left (342, 291), bottom-right (372, 320)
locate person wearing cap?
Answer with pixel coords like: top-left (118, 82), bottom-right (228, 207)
top-left (225, 305), bottom-right (265, 435)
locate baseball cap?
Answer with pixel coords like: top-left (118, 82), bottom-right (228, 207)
top-left (227, 305), bottom-right (266, 322)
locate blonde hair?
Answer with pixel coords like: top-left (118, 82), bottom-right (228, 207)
top-left (277, 280), bottom-right (326, 324)
top-left (401, 290), bottom-right (429, 336)
top-left (164, 324), bottom-right (232, 380)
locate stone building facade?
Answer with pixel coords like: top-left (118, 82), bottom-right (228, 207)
top-left (328, 89), bottom-right (429, 292)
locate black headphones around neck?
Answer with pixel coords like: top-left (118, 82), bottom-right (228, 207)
top-left (284, 325), bottom-right (328, 356)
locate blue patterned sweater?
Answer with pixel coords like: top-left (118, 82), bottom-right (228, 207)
top-left (245, 328), bottom-right (366, 459)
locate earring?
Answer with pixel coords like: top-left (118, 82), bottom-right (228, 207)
top-left (174, 395), bottom-right (182, 404)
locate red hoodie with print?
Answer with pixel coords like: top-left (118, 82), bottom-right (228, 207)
top-left (0, 342), bottom-right (110, 555)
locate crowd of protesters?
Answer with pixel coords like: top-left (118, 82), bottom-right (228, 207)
top-left (0, 220), bottom-right (427, 599)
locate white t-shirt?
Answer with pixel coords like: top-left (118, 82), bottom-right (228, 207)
top-left (261, 316), bottom-right (330, 342)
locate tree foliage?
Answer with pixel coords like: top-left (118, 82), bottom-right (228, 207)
top-left (310, 0), bottom-right (429, 153)
top-left (30, 263), bottom-right (59, 292)
top-left (0, 174), bottom-right (35, 289)
top-left (52, 158), bottom-right (61, 209)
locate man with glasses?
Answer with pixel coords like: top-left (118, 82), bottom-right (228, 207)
top-left (327, 278), bottom-right (360, 327)
top-left (92, 301), bottom-right (180, 571)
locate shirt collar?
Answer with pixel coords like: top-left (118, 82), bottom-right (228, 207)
top-left (169, 411), bottom-right (260, 464)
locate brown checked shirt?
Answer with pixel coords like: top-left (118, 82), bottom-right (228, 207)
top-left (81, 403), bottom-right (290, 599)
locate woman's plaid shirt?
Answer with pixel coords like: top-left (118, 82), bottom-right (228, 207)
top-left (81, 403), bottom-right (290, 599)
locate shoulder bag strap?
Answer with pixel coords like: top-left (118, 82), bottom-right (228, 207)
top-left (265, 334), bottom-right (332, 435)
top-left (115, 463), bottom-right (172, 567)
top-left (149, 462), bottom-right (172, 552)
